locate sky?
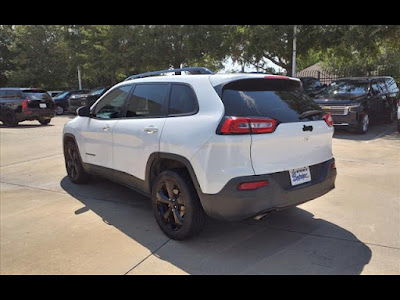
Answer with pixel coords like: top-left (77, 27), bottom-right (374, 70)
top-left (219, 56), bottom-right (286, 74)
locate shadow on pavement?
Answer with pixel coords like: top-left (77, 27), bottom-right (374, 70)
top-left (60, 176), bottom-right (372, 275)
top-left (333, 121), bottom-right (396, 141)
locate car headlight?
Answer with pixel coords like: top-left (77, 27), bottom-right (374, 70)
top-left (348, 105), bottom-right (361, 113)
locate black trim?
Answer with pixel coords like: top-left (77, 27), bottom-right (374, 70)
top-left (82, 163), bottom-right (151, 197)
top-left (145, 152), bottom-right (202, 193)
top-left (124, 67), bottom-right (213, 81)
top-left (198, 158), bottom-right (336, 221)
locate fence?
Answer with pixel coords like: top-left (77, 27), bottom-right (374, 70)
top-left (296, 66), bottom-right (400, 85)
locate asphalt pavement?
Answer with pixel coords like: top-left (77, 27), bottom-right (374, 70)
top-left (0, 116), bottom-right (399, 274)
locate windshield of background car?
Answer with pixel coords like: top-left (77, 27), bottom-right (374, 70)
top-left (22, 90), bottom-right (52, 100)
top-left (302, 78), bottom-right (321, 89)
top-left (53, 91), bottom-right (69, 99)
top-left (321, 81), bottom-right (369, 97)
top-left (89, 88), bottom-right (106, 96)
top-left (220, 78), bottom-right (322, 123)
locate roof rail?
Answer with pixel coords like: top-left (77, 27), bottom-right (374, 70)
top-left (124, 67), bottom-right (213, 81)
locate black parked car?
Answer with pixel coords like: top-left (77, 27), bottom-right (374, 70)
top-left (67, 86), bottom-right (111, 114)
top-left (314, 76), bottom-right (399, 134)
top-left (53, 90), bottom-right (89, 115)
top-left (0, 88), bottom-right (55, 127)
top-left (299, 77), bottom-right (327, 97)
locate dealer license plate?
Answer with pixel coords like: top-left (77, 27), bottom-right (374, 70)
top-left (39, 103), bottom-right (47, 108)
top-left (289, 166), bottom-right (311, 186)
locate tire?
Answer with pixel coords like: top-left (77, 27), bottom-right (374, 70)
top-left (357, 111), bottom-right (369, 134)
top-left (56, 105), bottom-right (64, 115)
top-left (152, 169), bottom-right (206, 240)
top-left (1, 109), bottom-right (18, 127)
top-left (397, 119), bottom-right (400, 133)
top-left (38, 118), bottom-right (51, 125)
top-left (64, 140), bottom-right (90, 184)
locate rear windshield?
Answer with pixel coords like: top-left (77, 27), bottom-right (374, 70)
top-left (219, 78), bottom-right (322, 123)
top-left (22, 90), bottom-right (52, 100)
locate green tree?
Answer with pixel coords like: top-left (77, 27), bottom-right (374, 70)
top-left (7, 25), bottom-right (69, 89)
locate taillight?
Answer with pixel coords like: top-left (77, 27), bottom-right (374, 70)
top-left (237, 180), bottom-right (269, 190)
top-left (22, 99), bottom-right (29, 111)
top-left (323, 113), bottom-right (333, 127)
top-left (219, 117), bottom-right (277, 134)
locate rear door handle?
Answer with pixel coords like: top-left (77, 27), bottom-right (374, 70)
top-left (144, 126), bottom-right (158, 134)
top-left (103, 124), bottom-right (111, 132)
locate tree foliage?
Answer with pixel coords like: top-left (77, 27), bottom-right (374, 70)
top-left (0, 25), bottom-right (398, 89)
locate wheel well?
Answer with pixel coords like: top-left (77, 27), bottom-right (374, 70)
top-left (63, 135), bottom-right (76, 152)
top-left (149, 158), bottom-right (188, 189)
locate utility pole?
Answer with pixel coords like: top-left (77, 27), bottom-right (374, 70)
top-left (77, 65), bottom-right (82, 90)
top-left (292, 25), bottom-right (297, 77)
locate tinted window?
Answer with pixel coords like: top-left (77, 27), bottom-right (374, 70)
top-left (386, 78), bottom-right (399, 93)
top-left (22, 90), bottom-right (51, 100)
top-left (301, 78), bottom-right (321, 89)
top-left (378, 80), bottom-right (388, 93)
top-left (94, 85), bottom-right (131, 119)
top-left (53, 91), bottom-right (70, 99)
top-left (169, 84), bottom-right (198, 115)
top-left (221, 79), bottom-right (322, 123)
top-left (125, 84), bottom-right (168, 118)
top-left (6, 90), bottom-right (21, 99)
top-left (323, 81), bottom-right (369, 96)
top-left (0, 90), bottom-right (7, 99)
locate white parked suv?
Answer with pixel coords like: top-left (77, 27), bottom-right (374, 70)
top-left (63, 67), bottom-right (337, 240)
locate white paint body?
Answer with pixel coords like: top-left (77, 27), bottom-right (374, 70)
top-left (63, 74), bottom-right (334, 194)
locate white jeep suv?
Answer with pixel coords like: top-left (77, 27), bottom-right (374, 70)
top-left (63, 67), bottom-right (337, 240)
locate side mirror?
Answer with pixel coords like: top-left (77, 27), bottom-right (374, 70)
top-left (77, 106), bottom-right (90, 117)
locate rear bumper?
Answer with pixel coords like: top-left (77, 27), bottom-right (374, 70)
top-left (17, 109), bottom-right (55, 121)
top-left (198, 158), bottom-right (336, 221)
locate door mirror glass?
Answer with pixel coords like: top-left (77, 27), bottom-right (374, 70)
top-left (77, 106), bottom-right (90, 117)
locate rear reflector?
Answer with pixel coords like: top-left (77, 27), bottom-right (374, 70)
top-left (237, 180), bottom-right (269, 190)
top-left (219, 117), bottom-right (277, 134)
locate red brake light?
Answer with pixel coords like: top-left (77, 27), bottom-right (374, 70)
top-left (323, 113), bottom-right (334, 127)
top-left (220, 117), bottom-right (277, 134)
top-left (22, 99), bottom-right (29, 111)
top-left (237, 180), bottom-right (269, 190)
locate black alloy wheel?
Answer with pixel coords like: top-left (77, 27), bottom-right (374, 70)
top-left (64, 141), bottom-right (89, 184)
top-left (156, 179), bottom-right (185, 231)
top-left (152, 170), bottom-right (206, 240)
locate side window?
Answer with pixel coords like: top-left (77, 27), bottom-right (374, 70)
top-left (378, 80), bottom-right (388, 94)
top-left (386, 78), bottom-right (399, 94)
top-left (125, 84), bottom-right (168, 118)
top-left (371, 82), bottom-right (382, 94)
top-left (6, 90), bottom-right (21, 99)
top-left (168, 84), bottom-right (198, 116)
top-left (94, 85), bottom-right (131, 119)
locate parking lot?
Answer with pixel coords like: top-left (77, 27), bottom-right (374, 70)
top-left (0, 115), bottom-right (399, 275)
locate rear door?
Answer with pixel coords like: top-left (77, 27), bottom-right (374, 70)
top-left (219, 78), bottom-right (334, 175)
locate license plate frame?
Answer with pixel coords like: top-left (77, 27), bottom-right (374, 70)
top-left (289, 166), bottom-right (312, 186)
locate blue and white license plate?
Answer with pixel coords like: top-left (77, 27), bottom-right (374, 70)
top-left (289, 166), bottom-right (311, 186)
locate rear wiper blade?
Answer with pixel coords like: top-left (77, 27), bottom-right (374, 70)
top-left (299, 110), bottom-right (324, 119)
